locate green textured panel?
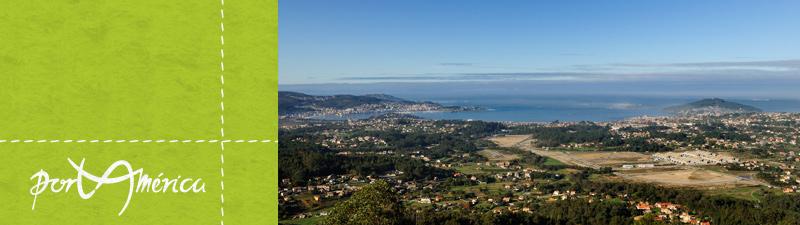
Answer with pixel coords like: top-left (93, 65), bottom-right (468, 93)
top-left (0, 0), bottom-right (277, 224)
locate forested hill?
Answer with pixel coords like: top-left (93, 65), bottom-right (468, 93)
top-left (665, 98), bottom-right (762, 115)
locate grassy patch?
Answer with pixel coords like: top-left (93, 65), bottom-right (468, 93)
top-left (478, 149), bottom-right (520, 161)
top-left (543, 157), bottom-right (566, 166)
top-left (707, 186), bottom-right (775, 202)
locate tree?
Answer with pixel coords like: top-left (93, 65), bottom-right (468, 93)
top-left (321, 180), bottom-right (406, 225)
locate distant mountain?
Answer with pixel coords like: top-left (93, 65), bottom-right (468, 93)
top-left (280, 91), bottom-right (395, 115)
top-left (362, 94), bottom-right (412, 103)
top-left (279, 91), bottom-right (469, 117)
top-left (664, 98), bottom-right (762, 115)
top-left (278, 91), bottom-right (320, 115)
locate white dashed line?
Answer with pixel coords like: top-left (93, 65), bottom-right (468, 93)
top-left (219, 1), bottom-right (227, 224)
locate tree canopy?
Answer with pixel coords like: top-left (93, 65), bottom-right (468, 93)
top-left (321, 180), bottom-right (407, 225)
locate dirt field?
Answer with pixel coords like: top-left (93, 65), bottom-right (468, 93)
top-left (488, 135), bottom-right (531, 148)
top-left (531, 150), bottom-right (653, 169)
top-left (489, 135), bottom-right (654, 169)
top-left (619, 168), bottom-right (760, 187)
top-left (478, 149), bottom-right (520, 161)
top-left (487, 133), bottom-right (763, 188)
top-left (572, 151), bottom-right (654, 166)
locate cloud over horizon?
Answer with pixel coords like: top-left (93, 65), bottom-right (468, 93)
top-left (332, 59), bottom-right (800, 84)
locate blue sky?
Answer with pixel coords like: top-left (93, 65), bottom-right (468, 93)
top-left (280, 0), bottom-right (800, 84)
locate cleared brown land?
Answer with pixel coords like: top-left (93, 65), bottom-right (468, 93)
top-left (488, 135), bottom-right (531, 148)
top-left (573, 151), bottom-right (653, 166)
top-left (619, 168), bottom-right (760, 187)
top-left (531, 150), bottom-right (653, 169)
top-left (488, 134), bottom-right (762, 188)
top-left (478, 149), bottom-right (520, 161)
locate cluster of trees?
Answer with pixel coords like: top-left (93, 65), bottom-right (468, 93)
top-left (368, 129), bottom-right (479, 158)
top-left (511, 122), bottom-right (615, 147)
top-left (434, 120), bottom-right (506, 137)
top-left (510, 123), bottom-right (673, 152)
top-left (407, 199), bottom-right (635, 225)
top-left (279, 137), bottom-right (452, 186)
top-left (603, 137), bottom-right (673, 152)
top-left (620, 125), bottom-right (689, 142)
top-left (320, 181), bottom-right (406, 225)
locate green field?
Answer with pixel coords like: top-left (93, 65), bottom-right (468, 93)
top-left (0, 0), bottom-right (276, 224)
top-left (543, 157), bottom-right (567, 166)
top-left (478, 149), bottom-right (521, 161)
top-left (707, 186), bottom-right (775, 203)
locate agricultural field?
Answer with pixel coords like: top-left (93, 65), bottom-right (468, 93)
top-left (487, 134), bottom-right (766, 189)
top-left (705, 186), bottom-right (781, 203)
top-left (478, 149), bottom-right (521, 161)
top-left (531, 150), bottom-right (654, 169)
top-left (488, 135), bottom-right (531, 148)
top-left (618, 168), bottom-right (761, 187)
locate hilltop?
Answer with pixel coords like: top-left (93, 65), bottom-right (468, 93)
top-left (664, 98), bottom-right (762, 115)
